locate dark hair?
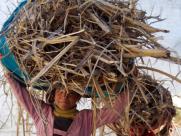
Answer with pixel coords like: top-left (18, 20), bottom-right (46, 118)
top-left (46, 89), bottom-right (56, 104)
top-left (45, 81), bottom-right (63, 104)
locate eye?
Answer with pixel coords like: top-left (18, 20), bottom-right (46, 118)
top-left (68, 91), bottom-right (78, 97)
top-left (68, 92), bottom-right (75, 96)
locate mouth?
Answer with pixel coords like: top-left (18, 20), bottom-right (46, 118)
top-left (58, 101), bottom-right (67, 104)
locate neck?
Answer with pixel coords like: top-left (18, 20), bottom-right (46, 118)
top-left (53, 105), bottom-right (78, 119)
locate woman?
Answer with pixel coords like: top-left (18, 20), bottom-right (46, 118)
top-left (5, 73), bottom-right (129, 136)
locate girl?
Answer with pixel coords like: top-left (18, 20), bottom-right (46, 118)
top-left (5, 73), bottom-right (129, 136)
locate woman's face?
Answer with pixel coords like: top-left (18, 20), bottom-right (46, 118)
top-left (54, 89), bottom-right (81, 110)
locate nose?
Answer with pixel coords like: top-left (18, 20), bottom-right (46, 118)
top-left (62, 91), bottom-right (68, 98)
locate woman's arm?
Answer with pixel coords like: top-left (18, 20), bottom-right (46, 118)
top-left (95, 91), bottom-right (129, 128)
top-left (5, 73), bottom-right (48, 121)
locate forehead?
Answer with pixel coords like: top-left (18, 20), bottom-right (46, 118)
top-left (55, 88), bottom-right (66, 94)
top-left (55, 89), bottom-right (78, 95)
top-left (55, 87), bottom-right (65, 91)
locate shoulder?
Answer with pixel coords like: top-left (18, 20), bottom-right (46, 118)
top-left (79, 109), bottom-right (92, 116)
top-left (68, 109), bottom-right (93, 134)
top-left (67, 109), bottom-right (93, 136)
top-left (75, 109), bottom-right (93, 122)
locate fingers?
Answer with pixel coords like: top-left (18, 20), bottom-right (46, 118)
top-left (4, 71), bottom-right (12, 79)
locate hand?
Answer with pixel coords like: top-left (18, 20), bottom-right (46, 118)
top-left (4, 71), bottom-right (12, 79)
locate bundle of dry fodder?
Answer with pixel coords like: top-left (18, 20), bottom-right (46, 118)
top-left (5, 0), bottom-right (179, 135)
top-left (108, 75), bottom-right (176, 136)
top-left (6, 0), bottom-right (172, 91)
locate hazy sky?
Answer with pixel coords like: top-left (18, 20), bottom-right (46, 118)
top-left (0, 0), bottom-right (18, 28)
top-left (139, 0), bottom-right (181, 52)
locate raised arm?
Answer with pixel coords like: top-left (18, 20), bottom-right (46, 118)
top-left (5, 73), bottom-right (48, 121)
top-left (96, 91), bottom-right (129, 128)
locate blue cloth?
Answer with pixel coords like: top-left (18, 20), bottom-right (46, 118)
top-left (0, 0), bottom-right (27, 81)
